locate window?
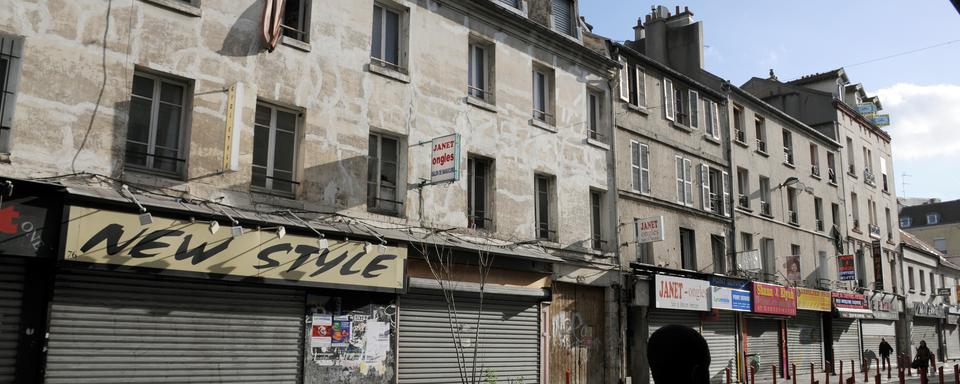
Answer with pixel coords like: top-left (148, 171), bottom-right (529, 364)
top-left (631, 141), bottom-right (650, 194)
top-left (675, 155), bottom-right (693, 206)
top-left (787, 187), bottom-right (798, 225)
top-left (688, 90), bottom-right (700, 129)
top-left (818, 251), bottom-right (829, 281)
top-left (814, 197), bottom-right (824, 231)
top-left (635, 220), bottom-right (653, 264)
top-left (281, 0), bottom-right (310, 42)
top-left (920, 270), bottom-right (928, 292)
top-left (712, 235), bottom-right (725, 274)
top-left (0, 34), bottom-right (24, 153)
top-left (125, 72), bottom-right (189, 176)
top-left (934, 238), bottom-right (947, 253)
top-left (741, 232), bottom-right (754, 254)
top-left (468, 157), bottom-right (493, 230)
top-left (532, 65), bottom-right (555, 125)
top-left (880, 157), bottom-right (889, 192)
top-left (674, 86), bottom-right (688, 126)
top-left (851, 192), bottom-right (860, 229)
top-left (704, 99), bottom-right (720, 140)
top-left (252, 103), bottom-right (299, 195)
top-left (832, 203), bottom-right (840, 228)
top-left (761, 238), bottom-right (775, 280)
top-left (495, 0), bottom-right (520, 8)
top-left (908, 266), bottom-right (915, 291)
top-left (900, 217), bottom-right (912, 228)
top-left (759, 176), bottom-right (771, 216)
top-left (663, 78), bottom-right (675, 122)
top-left (810, 143), bottom-right (820, 177)
top-left (754, 115), bottom-right (767, 153)
top-left (368, 133), bottom-right (402, 214)
top-left (551, 0), bottom-right (575, 36)
top-left (535, 174), bottom-right (556, 241)
top-left (590, 190), bottom-right (606, 251)
top-left (930, 272), bottom-right (936, 292)
top-left (846, 137), bottom-right (856, 175)
top-left (737, 168), bottom-right (750, 209)
top-left (885, 208), bottom-right (892, 240)
top-left (863, 146), bottom-right (876, 185)
top-left (927, 213), bottom-right (940, 225)
top-left (587, 89), bottom-right (606, 142)
top-left (371, 3), bottom-right (405, 72)
top-left (680, 228), bottom-right (696, 270)
top-left (856, 247), bottom-right (866, 287)
top-left (732, 105), bottom-right (745, 143)
top-left (827, 152), bottom-right (837, 184)
top-left (618, 58), bottom-right (630, 102)
top-left (468, 41), bottom-right (494, 103)
top-left (782, 129), bottom-right (794, 165)
top-left (633, 66), bottom-right (647, 107)
top-left (700, 164), bottom-right (729, 216)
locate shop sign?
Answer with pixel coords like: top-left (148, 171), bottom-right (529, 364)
top-left (872, 114), bottom-right (891, 127)
top-left (913, 302), bottom-right (945, 318)
top-left (872, 241), bottom-right (884, 291)
top-left (867, 292), bottom-right (898, 320)
top-left (708, 275), bottom-right (750, 290)
top-left (711, 286), bottom-right (751, 312)
top-left (949, 307), bottom-right (960, 316)
top-left (837, 254), bottom-right (856, 281)
top-left (938, 288), bottom-right (952, 297)
top-left (832, 291), bottom-right (867, 310)
top-left (856, 102), bottom-right (877, 115)
top-left (635, 216), bottom-right (665, 243)
top-left (62, 206), bottom-right (407, 290)
top-left (796, 288), bottom-right (832, 312)
top-left (654, 274), bottom-right (709, 311)
top-left (0, 191), bottom-right (59, 258)
top-left (430, 133), bottom-right (460, 183)
top-left (752, 282), bottom-right (797, 316)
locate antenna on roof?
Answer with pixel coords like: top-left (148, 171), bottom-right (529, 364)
top-left (901, 173), bottom-right (911, 196)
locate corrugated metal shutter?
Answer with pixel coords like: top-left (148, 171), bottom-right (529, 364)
top-left (44, 271), bottom-right (304, 384)
top-left (398, 288), bottom-right (540, 384)
top-left (861, 320), bottom-right (897, 365)
top-left (788, 311), bottom-right (823, 371)
top-left (911, 318), bottom-right (939, 360)
top-left (831, 318), bottom-right (861, 373)
top-left (0, 259), bottom-right (25, 383)
top-left (944, 324), bottom-right (960, 359)
top-left (648, 309), bottom-right (701, 384)
top-left (702, 312), bottom-right (738, 384)
top-left (551, 0), bottom-right (573, 35)
top-left (746, 318), bottom-right (781, 379)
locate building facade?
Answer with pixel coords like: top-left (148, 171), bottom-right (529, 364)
top-left (900, 199), bottom-right (960, 263)
top-left (900, 230), bottom-right (960, 364)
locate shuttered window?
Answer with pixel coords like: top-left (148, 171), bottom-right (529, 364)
top-left (0, 34), bottom-right (24, 153)
top-left (0, 259), bottom-right (25, 382)
top-left (551, 0), bottom-right (574, 36)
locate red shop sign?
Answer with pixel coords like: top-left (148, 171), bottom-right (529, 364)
top-left (832, 291), bottom-right (867, 310)
top-left (752, 282), bottom-right (797, 316)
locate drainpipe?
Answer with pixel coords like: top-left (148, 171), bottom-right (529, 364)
top-left (721, 82), bottom-right (737, 273)
top-left (607, 59), bottom-right (627, 384)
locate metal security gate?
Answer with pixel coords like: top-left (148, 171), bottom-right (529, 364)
top-left (648, 309), bottom-right (701, 384)
top-left (944, 324), bottom-right (960, 360)
top-left (911, 318), bottom-right (940, 360)
top-left (702, 312), bottom-right (738, 384)
top-left (745, 318), bottom-right (781, 379)
top-left (44, 271), bottom-right (304, 384)
top-left (398, 288), bottom-right (540, 384)
top-left (0, 259), bottom-right (25, 383)
top-left (831, 318), bottom-right (861, 373)
top-left (788, 311), bottom-right (823, 371)
top-left (861, 320), bottom-right (897, 364)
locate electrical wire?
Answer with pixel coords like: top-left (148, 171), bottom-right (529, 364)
top-left (842, 39), bottom-right (960, 68)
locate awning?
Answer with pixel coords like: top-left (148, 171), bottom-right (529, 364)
top-left (836, 307), bottom-right (874, 319)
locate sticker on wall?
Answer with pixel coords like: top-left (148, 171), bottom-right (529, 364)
top-left (332, 315), bottom-right (351, 347)
top-left (310, 314), bottom-right (332, 348)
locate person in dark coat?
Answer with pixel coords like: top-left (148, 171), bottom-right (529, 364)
top-left (914, 340), bottom-right (934, 374)
top-left (648, 324), bottom-right (711, 384)
top-left (879, 338), bottom-right (893, 370)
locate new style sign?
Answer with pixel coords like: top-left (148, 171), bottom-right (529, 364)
top-left (654, 274), bottom-right (710, 311)
top-left (635, 216), bottom-right (665, 243)
top-left (430, 133), bottom-right (460, 183)
top-left (796, 288), bottom-right (832, 312)
top-left (837, 254), bottom-right (856, 281)
top-left (711, 286), bottom-right (751, 312)
top-left (752, 282), bottom-right (797, 316)
top-left (62, 206), bottom-right (407, 290)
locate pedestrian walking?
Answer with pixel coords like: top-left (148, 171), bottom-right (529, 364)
top-left (648, 324), bottom-right (711, 384)
top-left (913, 340), bottom-right (934, 376)
top-left (879, 338), bottom-right (893, 370)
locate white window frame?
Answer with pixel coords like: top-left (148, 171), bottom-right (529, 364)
top-left (782, 129), bottom-right (794, 165)
top-left (252, 102), bottom-right (300, 195)
top-left (704, 99), bottom-right (720, 140)
top-left (688, 90), bottom-right (699, 129)
top-left (618, 58), bottom-right (630, 101)
top-left (634, 66), bottom-right (647, 107)
top-left (663, 78), bottom-right (675, 121)
top-left (368, 133), bottom-right (403, 215)
top-left (700, 164), bottom-right (711, 211)
top-left (371, 2), bottom-right (407, 71)
top-left (631, 141), bottom-right (650, 194)
top-left (125, 71), bottom-right (189, 176)
top-left (468, 41), bottom-right (493, 102)
top-left (900, 217), bottom-right (912, 228)
top-left (587, 88), bottom-right (604, 141)
top-left (928, 213), bottom-right (940, 225)
top-left (532, 65), bottom-right (554, 124)
top-left (675, 155), bottom-right (693, 206)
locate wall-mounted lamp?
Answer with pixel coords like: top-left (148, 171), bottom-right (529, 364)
top-left (121, 185), bottom-right (153, 225)
top-left (778, 177), bottom-right (800, 189)
top-left (209, 220), bottom-right (220, 234)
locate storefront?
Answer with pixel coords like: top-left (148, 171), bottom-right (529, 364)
top-left (944, 308), bottom-right (960, 360)
top-left (745, 282), bottom-right (796, 380)
top-left (861, 291), bottom-right (899, 365)
top-left (648, 274), bottom-right (710, 384)
top-left (830, 291), bottom-right (869, 374)
top-left (705, 276), bottom-right (750, 384)
top-left (911, 302), bottom-right (944, 362)
top-left (789, 288), bottom-right (830, 371)
top-left (48, 204), bottom-right (407, 384)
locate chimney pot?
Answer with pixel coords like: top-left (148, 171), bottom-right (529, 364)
top-left (675, 6), bottom-right (680, 15)
top-left (684, 6), bottom-right (690, 14)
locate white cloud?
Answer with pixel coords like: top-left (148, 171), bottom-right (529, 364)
top-left (877, 83), bottom-right (960, 160)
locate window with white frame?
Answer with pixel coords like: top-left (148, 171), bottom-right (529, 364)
top-left (827, 152), bottom-right (837, 183)
top-left (252, 102), bottom-right (299, 195)
top-left (704, 98), bottom-right (720, 140)
top-left (618, 58), bottom-right (630, 102)
top-left (663, 78), bottom-right (675, 122)
top-left (468, 157), bottom-right (494, 230)
top-left (688, 90), bottom-right (699, 129)
top-left (468, 40), bottom-right (494, 103)
top-left (700, 164), bottom-right (729, 216)
top-left (814, 197), bottom-right (824, 231)
top-left (281, 0), bottom-right (311, 42)
top-left (851, 192), bottom-right (860, 229)
top-left (759, 176), bottom-right (771, 216)
top-left (846, 137), bottom-right (856, 174)
top-left (371, 3), bottom-right (406, 72)
top-left (928, 213), bottom-right (941, 225)
top-left (674, 86), bottom-right (688, 126)
top-left (810, 143), bottom-right (820, 177)
top-left (832, 203), bottom-right (840, 228)
top-left (631, 141), bottom-right (650, 194)
top-left (737, 168), bottom-right (750, 209)
top-left (900, 216), bottom-right (912, 228)
top-left (675, 155), bottom-right (693, 206)
top-left (0, 33), bottom-right (24, 153)
top-left (881, 157), bottom-right (889, 192)
top-left (368, 133), bottom-right (402, 215)
top-left (755, 115), bottom-right (767, 153)
top-left (732, 105), bottom-right (745, 143)
top-left (125, 71), bottom-right (189, 176)
top-left (782, 129), bottom-right (794, 165)
top-left (587, 88), bottom-right (606, 142)
top-left (633, 66), bottom-right (647, 107)
top-left (532, 64), bottom-right (555, 125)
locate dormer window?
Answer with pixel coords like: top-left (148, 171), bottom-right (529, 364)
top-left (927, 213), bottom-right (940, 225)
top-left (900, 217), bottom-right (911, 228)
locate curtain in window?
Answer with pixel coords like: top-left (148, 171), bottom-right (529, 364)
top-left (262, 0), bottom-right (287, 52)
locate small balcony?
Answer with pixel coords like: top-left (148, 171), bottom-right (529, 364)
top-left (864, 168), bottom-right (877, 187)
top-left (784, 149), bottom-right (794, 165)
top-left (868, 224), bottom-right (881, 239)
top-left (735, 129), bottom-right (746, 143)
top-left (757, 140), bottom-right (767, 153)
top-left (853, 218), bottom-right (860, 231)
top-left (532, 109), bottom-right (556, 126)
top-left (760, 201), bottom-right (771, 216)
top-left (738, 194), bottom-right (750, 209)
top-left (788, 210), bottom-right (799, 226)
top-left (828, 168), bottom-right (837, 184)
top-left (588, 129), bottom-right (608, 144)
top-left (811, 164), bottom-right (821, 177)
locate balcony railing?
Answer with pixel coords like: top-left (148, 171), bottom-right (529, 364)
top-left (591, 236), bottom-right (608, 251)
top-left (811, 165), bottom-right (820, 177)
top-left (784, 149), bottom-right (794, 165)
top-left (735, 129), bottom-right (746, 143)
top-left (816, 219), bottom-right (824, 231)
top-left (853, 218), bottom-right (860, 230)
top-left (788, 210), bottom-right (799, 225)
top-left (710, 193), bottom-right (722, 215)
top-left (757, 140), bottom-right (767, 153)
top-left (864, 168), bottom-right (877, 186)
top-left (828, 168), bottom-right (837, 184)
top-left (760, 201), bottom-right (771, 216)
top-left (738, 194), bottom-right (750, 209)
top-left (532, 109), bottom-right (555, 125)
top-left (588, 129), bottom-right (608, 143)
top-left (468, 85), bottom-right (493, 103)
top-left (868, 224), bottom-right (881, 239)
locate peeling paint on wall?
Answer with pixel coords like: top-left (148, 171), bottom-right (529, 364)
top-left (303, 294), bottom-right (397, 384)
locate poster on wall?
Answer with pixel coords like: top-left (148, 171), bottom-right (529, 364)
top-left (837, 254), bottom-right (856, 281)
top-left (310, 314), bottom-right (333, 348)
top-left (332, 315), bottom-right (351, 347)
top-left (785, 255), bottom-right (801, 282)
top-left (304, 294), bottom-right (396, 382)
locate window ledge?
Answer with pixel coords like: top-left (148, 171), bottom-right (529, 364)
top-left (852, 228), bottom-right (863, 234)
top-left (280, 36), bottom-right (311, 52)
top-left (704, 135), bottom-right (721, 145)
top-left (755, 149), bottom-right (769, 158)
top-left (882, 189), bottom-right (891, 195)
top-left (529, 118), bottom-right (557, 133)
top-left (737, 206), bottom-right (752, 213)
top-left (123, 165), bottom-right (185, 181)
top-left (366, 62), bottom-right (410, 83)
top-left (671, 122), bottom-right (694, 132)
top-left (734, 139), bottom-right (749, 148)
top-left (626, 103), bottom-right (650, 116)
top-left (140, 0), bottom-right (202, 17)
top-left (828, 181), bottom-right (839, 187)
top-left (788, 221), bottom-right (800, 227)
top-left (760, 212), bottom-right (774, 219)
top-left (250, 186), bottom-right (297, 200)
top-left (847, 171), bottom-right (858, 179)
top-left (811, 173), bottom-right (822, 180)
top-left (465, 96), bottom-right (497, 113)
top-left (783, 161), bottom-right (796, 169)
top-left (887, 239), bottom-right (897, 246)
top-left (586, 137), bottom-right (610, 150)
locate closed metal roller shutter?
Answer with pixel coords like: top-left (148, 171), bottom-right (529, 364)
top-left (911, 318), bottom-right (939, 360)
top-left (831, 318), bottom-right (861, 373)
top-left (398, 288), bottom-right (540, 384)
top-left (944, 324), bottom-right (960, 359)
top-left (551, 0), bottom-right (573, 35)
top-left (861, 320), bottom-right (897, 364)
top-left (746, 318), bottom-right (781, 379)
top-left (44, 271), bottom-right (304, 384)
top-left (0, 259), bottom-right (25, 383)
top-left (702, 312), bottom-right (738, 384)
top-left (788, 311), bottom-right (823, 371)
top-left (648, 309), bottom-right (701, 384)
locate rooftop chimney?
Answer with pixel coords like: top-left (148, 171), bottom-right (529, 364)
top-left (633, 17), bottom-right (645, 41)
top-left (639, 5), bottom-right (704, 75)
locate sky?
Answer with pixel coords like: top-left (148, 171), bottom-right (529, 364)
top-left (580, 1), bottom-right (960, 200)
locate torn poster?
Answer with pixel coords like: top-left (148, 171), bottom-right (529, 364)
top-left (332, 315), bottom-right (351, 347)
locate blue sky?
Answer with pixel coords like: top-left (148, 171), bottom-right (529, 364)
top-left (581, 1), bottom-right (960, 200)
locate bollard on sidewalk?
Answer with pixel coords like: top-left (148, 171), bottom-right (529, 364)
top-left (792, 364), bottom-right (797, 384)
top-left (751, 365), bottom-right (756, 384)
top-left (773, 364), bottom-right (778, 384)
top-left (726, 367), bottom-right (731, 384)
top-left (940, 366), bottom-right (945, 384)
top-left (954, 364), bottom-right (959, 384)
